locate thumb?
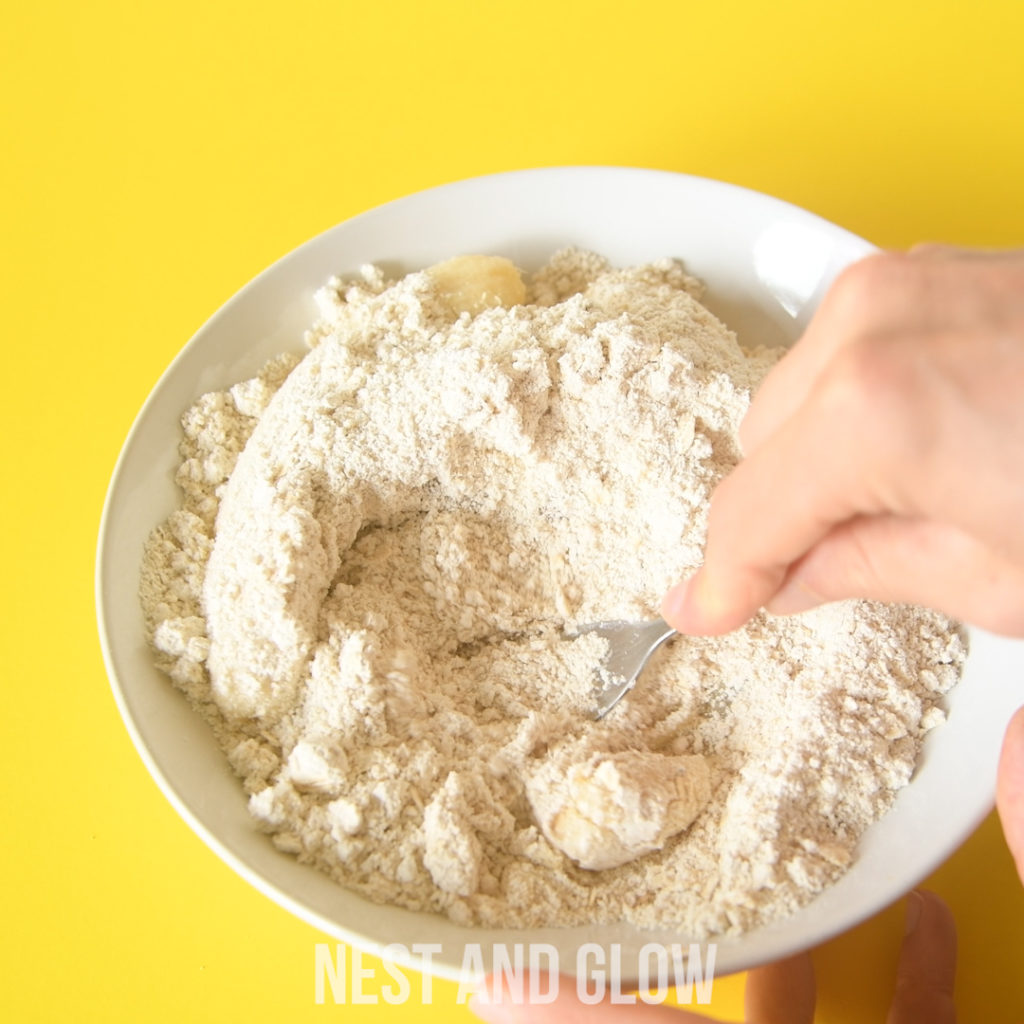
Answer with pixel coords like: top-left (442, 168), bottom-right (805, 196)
top-left (997, 705), bottom-right (1024, 886)
top-left (663, 512), bottom-right (1024, 637)
top-left (762, 515), bottom-right (1024, 637)
top-left (886, 890), bottom-right (957, 1024)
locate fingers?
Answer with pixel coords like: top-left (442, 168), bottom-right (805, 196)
top-left (666, 504), bottom-right (1024, 638)
top-left (766, 515), bottom-right (1024, 636)
top-left (740, 249), bottom-right (951, 456)
top-left (738, 257), bottom-right (877, 456)
top-left (468, 973), bottom-right (716, 1024)
top-left (667, 293), bottom-right (1024, 636)
top-left (744, 953), bottom-right (815, 1024)
top-left (741, 246), bottom-right (1024, 457)
top-left (663, 358), bottom-right (884, 634)
top-left (997, 706), bottom-right (1024, 887)
top-left (886, 891), bottom-right (957, 1024)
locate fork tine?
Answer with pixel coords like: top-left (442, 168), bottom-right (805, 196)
top-left (575, 618), bottom-right (677, 718)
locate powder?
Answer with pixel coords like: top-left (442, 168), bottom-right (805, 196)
top-left (140, 249), bottom-right (965, 938)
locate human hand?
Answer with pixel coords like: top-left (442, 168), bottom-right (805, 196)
top-left (658, 245), bottom-right (1024, 886)
top-left (661, 246), bottom-right (1024, 638)
top-left (468, 891), bottom-right (955, 1023)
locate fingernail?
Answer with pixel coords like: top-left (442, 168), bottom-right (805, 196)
top-left (663, 572), bottom-right (744, 635)
top-left (904, 890), bottom-right (924, 935)
top-left (766, 577), bottom-right (823, 616)
top-left (661, 578), bottom-right (691, 626)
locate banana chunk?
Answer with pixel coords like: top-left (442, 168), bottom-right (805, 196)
top-left (526, 751), bottom-right (711, 871)
top-left (427, 254), bottom-right (526, 315)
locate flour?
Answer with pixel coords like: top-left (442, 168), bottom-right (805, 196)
top-left (140, 249), bottom-right (965, 938)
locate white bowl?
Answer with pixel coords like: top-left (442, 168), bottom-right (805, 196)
top-left (96, 167), bottom-right (1024, 982)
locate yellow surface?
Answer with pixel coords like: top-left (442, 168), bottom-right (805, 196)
top-left (3, 0), bottom-right (1023, 1020)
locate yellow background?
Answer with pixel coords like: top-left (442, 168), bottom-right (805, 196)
top-left (3, 0), bottom-right (1024, 1019)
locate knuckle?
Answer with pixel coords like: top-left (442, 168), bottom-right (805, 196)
top-left (815, 334), bottom-right (907, 421)
top-left (831, 250), bottom-right (907, 304)
top-left (826, 250), bottom-right (925, 329)
top-left (812, 336), bottom-right (931, 487)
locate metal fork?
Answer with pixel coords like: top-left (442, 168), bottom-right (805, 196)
top-left (575, 618), bottom-right (679, 718)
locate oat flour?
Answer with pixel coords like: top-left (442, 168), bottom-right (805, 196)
top-left (140, 249), bottom-right (964, 938)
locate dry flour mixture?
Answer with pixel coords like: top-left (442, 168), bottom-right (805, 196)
top-left (140, 249), bottom-right (965, 937)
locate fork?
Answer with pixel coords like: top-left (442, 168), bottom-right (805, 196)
top-left (574, 618), bottom-right (679, 718)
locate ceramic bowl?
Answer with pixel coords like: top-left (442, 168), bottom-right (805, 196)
top-left (97, 167), bottom-right (1022, 982)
